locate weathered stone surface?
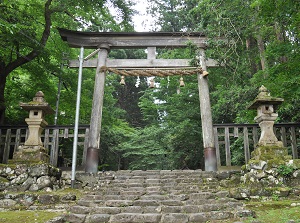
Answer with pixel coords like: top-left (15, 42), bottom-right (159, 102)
top-left (77, 199), bottom-right (97, 207)
top-left (0, 199), bottom-right (17, 208)
top-left (29, 164), bottom-right (50, 177)
top-left (161, 205), bottom-right (182, 213)
top-left (93, 207), bottom-right (121, 214)
top-left (229, 188), bottom-right (250, 200)
top-left (216, 171), bottom-right (231, 180)
top-left (133, 200), bottom-right (159, 206)
top-left (45, 216), bottom-right (65, 223)
top-left (207, 211), bottom-right (234, 220)
top-left (37, 176), bottom-right (52, 189)
top-left (215, 191), bottom-right (229, 198)
top-left (3, 167), bottom-right (13, 176)
top-left (76, 173), bottom-right (99, 186)
top-left (293, 169), bottom-right (300, 179)
top-left (15, 164), bottom-right (28, 175)
top-left (249, 161), bottom-right (267, 170)
top-left (0, 179), bottom-right (9, 191)
top-left (105, 200), bottom-right (133, 207)
top-left (141, 195), bottom-right (167, 200)
top-left (161, 213), bottom-right (188, 223)
top-left (11, 173), bottom-right (28, 185)
top-left (109, 213), bottom-right (135, 222)
top-left (86, 214), bottom-right (110, 223)
top-left (189, 192), bottom-right (214, 200)
top-left (181, 205), bottom-right (199, 213)
top-left (143, 206), bottom-right (161, 213)
top-left (133, 214), bottom-right (161, 222)
top-left (169, 194), bottom-right (189, 201)
top-left (69, 205), bottom-right (91, 214)
top-left (122, 206), bottom-right (143, 213)
top-left (61, 193), bottom-right (76, 202)
top-left (160, 200), bottom-right (183, 206)
top-left (63, 213), bottom-right (86, 223)
top-left (16, 194), bottom-right (37, 207)
top-left (21, 177), bottom-right (34, 191)
top-left (37, 194), bottom-right (59, 204)
top-left (235, 209), bottom-right (256, 218)
top-left (189, 213), bottom-right (208, 223)
top-left (274, 187), bottom-right (291, 197)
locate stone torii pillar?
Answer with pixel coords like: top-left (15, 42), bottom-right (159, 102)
top-left (85, 44), bottom-right (110, 173)
top-left (198, 49), bottom-right (217, 171)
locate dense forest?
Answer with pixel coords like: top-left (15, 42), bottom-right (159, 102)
top-left (0, 0), bottom-right (299, 170)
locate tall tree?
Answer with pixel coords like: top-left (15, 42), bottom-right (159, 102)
top-left (0, 0), bottom-right (134, 124)
top-left (109, 49), bottom-right (149, 127)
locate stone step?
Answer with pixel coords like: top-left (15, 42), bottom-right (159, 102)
top-left (70, 202), bottom-right (247, 215)
top-left (52, 170), bottom-right (254, 223)
top-left (62, 209), bottom-right (254, 223)
top-left (76, 196), bottom-right (240, 210)
top-left (78, 190), bottom-right (232, 204)
top-left (109, 213), bottom-right (162, 223)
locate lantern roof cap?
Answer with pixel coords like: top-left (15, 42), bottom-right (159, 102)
top-left (248, 85), bottom-right (284, 109)
top-left (20, 91), bottom-right (54, 114)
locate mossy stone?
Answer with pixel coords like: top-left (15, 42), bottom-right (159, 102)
top-left (291, 159), bottom-right (300, 169)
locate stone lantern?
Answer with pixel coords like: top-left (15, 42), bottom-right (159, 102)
top-left (248, 86), bottom-right (291, 167)
top-left (14, 91), bottom-right (54, 163)
top-left (248, 85), bottom-right (284, 147)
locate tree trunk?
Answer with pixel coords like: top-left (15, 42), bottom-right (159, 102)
top-left (257, 35), bottom-right (267, 74)
top-left (0, 71), bottom-right (7, 125)
top-left (246, 37), bottom-right (259, 74)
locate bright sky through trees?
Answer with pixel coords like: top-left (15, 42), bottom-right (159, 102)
top-left (132, 0), bottom-right (155, 31)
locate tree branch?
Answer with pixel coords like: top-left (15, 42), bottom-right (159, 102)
top-left (5, 0), bottom-right (53, 75)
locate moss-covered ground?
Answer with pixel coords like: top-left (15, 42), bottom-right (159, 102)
top-left (0, 210), bottom-right (63, 223)
top-left (244, 200), bottom-right (300, 223)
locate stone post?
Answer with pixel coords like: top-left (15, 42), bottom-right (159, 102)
top-left (14, 91), bottom-right (54, 163)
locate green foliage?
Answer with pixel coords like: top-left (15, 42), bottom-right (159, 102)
top-left (211, 85), bottom-right (257, 124)
top-left (277, 164), bottom-right (295, 178)
top-left (116, 125), bottom-right (167, 170)
top-left (0, 0), bottom-right (135, 123)
top-left (230, 137), bottom-right (246, 166)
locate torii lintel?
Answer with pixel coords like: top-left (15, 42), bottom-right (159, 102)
top-left (58, 28), bottom-right (208, 49)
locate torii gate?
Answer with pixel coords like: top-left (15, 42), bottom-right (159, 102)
top-left (58, 29), bottom-right (218, 178)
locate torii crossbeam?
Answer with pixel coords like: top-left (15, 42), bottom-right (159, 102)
top-left (58, 29), bottom-right (218, 182)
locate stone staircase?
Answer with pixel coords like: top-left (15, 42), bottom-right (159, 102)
top-left (56, 170), bottom-right (254, 223)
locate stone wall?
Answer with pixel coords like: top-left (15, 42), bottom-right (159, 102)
top-left (230, 160), bottom-right (300, 200)
top-left (0, 163), bottom-right (61, 192)
top-left (0, 164), bottom-right (299, 204)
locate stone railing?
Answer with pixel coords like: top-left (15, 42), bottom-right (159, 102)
top-left (0, 123), bottom-right (299, 167)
